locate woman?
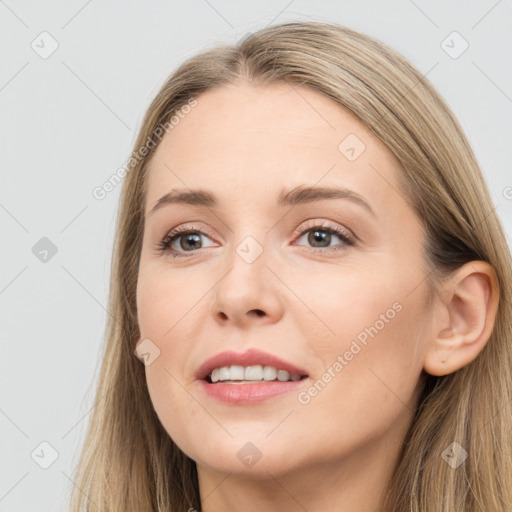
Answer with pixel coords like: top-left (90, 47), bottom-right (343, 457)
top-left (70, 21), bottom-right (512, 511)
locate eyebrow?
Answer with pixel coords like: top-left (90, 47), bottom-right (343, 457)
top-left (148, 185), bottom-right (376, 217)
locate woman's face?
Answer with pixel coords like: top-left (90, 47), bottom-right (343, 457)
top-left (136, 81), bottom-right (434, 481)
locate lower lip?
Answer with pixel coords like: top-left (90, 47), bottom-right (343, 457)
top-left (198, 378), bottom-right (308, 404)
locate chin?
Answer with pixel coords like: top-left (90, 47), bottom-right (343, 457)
top-left (181, 435), bottom-right (303, 477)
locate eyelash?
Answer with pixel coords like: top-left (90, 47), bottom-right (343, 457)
top-left (156, 220), bottom-right (354, 258)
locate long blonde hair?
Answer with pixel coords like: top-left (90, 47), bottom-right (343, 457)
top-left (69, 21), bottom-right (512, 511)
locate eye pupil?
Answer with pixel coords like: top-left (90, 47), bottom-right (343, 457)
top-left (181, 233), bottom-right (201, 250)
top-left (308, 230), bottom-right (330, 247)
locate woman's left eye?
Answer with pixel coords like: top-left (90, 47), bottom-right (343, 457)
top-left (293, 222), bottom-right (353, 252)
top-left (156, 221), bottom-right (353, 258)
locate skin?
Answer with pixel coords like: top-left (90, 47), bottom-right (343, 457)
top-left (135, 81), bottom-right (499, 512)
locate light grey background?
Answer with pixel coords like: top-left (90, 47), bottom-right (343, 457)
top-left (1, 1), bottom-right (511, 510)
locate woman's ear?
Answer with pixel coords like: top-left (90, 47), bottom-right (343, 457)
top-left (423, 261), bottom-right (499, 376)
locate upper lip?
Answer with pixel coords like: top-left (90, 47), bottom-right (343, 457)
top-left (195, 348), bottom-right (308, 380)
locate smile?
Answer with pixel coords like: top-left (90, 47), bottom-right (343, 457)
top-left (195, 348), bottom-right (310, 404)
top-left (208, 365), bottom-right (304, 383)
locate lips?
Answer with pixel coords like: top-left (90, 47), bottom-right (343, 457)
top-left (195, 348), bottom-right (308, 381)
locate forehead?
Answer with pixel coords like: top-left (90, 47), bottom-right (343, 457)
top-left (144, 81), bottom-right (403, 212)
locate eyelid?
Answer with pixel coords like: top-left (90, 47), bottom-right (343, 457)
top-left (291, 219), bottom-right (353, 243)
top-left (160, 223), bottom-right (219, 248)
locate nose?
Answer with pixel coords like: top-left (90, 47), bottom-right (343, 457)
top-left (210, 238), bottom-right (285, 327)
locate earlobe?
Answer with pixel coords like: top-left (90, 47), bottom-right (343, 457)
top-left (423, 261), bottom-right (499, 377)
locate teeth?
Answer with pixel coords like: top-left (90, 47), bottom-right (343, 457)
top-left (209, 365), bottom-right (303, 383)
top-left (277, 369), bottom-right (290, 381)
top-left (230, 365), bottom-right (245, 380)
top-left (262, 366), bottom-right (276, 380)
top-left (245, 365), bottom-right (263, 380)
top-left (219, 367), bottom-right (230, 381)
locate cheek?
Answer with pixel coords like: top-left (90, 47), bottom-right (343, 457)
top-left (297, 261), bottom-right (429, 422)
top-left (302, 283), bottom-right (429, 433)
top-left (144, 368), bottom-right (210, 467)
top-left (136, 270), bottom-right (216, 450)
top-left (288, 309), bottom-right (425, 471)
top-left (136, 266), bottom-right (207, 339)
top-left (287, 262), bottom-right (405, 354)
